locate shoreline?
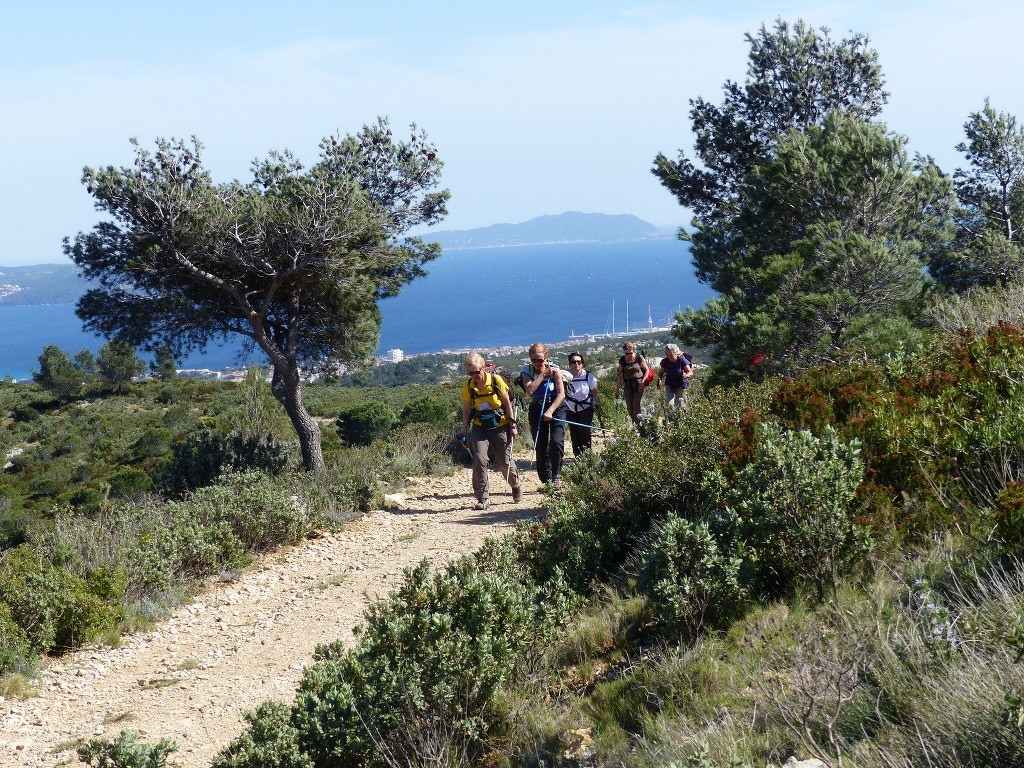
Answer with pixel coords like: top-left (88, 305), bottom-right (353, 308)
top-left (2, 327), bottom-right (679, 384)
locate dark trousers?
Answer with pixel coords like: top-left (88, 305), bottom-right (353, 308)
top-left (565, 406), bottom-right (595, 457)
top-left (528, 401), bottom-right (565, 483)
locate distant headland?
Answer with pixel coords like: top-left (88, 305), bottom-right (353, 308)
top-left (424, 211), bottom-right (672, 250)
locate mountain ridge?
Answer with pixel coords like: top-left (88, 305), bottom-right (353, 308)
top-left (424, 211), bottom-right (669, 250)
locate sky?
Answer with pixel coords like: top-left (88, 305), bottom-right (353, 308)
top-left (2, 0), bottom-right (1023, 266)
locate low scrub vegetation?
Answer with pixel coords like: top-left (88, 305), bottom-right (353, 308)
top-left (0, 372), bottom-right (463, 678)
top-left (10, 319), bottom-right (1024, 767)
top-left (206, 318), bottom-right (1024, 768)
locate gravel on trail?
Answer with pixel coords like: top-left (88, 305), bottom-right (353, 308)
top-left (1, 457), bottom-right (545, 768)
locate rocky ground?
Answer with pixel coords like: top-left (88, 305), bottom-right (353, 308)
top-left (1, 455), bottom-right (545, 768)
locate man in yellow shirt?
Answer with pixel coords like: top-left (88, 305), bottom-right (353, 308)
top-left (460, 352), bottom-right (522, 510)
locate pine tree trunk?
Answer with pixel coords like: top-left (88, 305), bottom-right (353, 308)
top-left (271, 366), bottom-right (324, 472)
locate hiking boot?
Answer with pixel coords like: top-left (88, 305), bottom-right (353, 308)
top-left (474, 500), bottom-right (489, 511)
top-left (552, 478), bottom-right (563, 491)
top-left (512, 485), bottom-right (522, 503)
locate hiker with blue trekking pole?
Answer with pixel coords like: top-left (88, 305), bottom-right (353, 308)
top-left (518, 342), bottom-right (566, 490)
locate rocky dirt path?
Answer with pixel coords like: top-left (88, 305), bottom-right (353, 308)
top-left (1, 456), bottom-right (544, 768)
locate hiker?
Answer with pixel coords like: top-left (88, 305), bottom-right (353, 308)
top-left (563, 351), bottom-right (602, 457)
top-left (460, 352), bottom-right (522, 510)
top-left (518, 342), bottom-right (567, 489)
top-left (616, 341), bottom-right (650, 426)
top-left (657, 343), bottom-right (693, 410)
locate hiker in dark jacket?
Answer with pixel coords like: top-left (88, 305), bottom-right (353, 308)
top-left (460, 352), bottom-right (521, 510)
top-left (615, 341), bottom-right (649, 426)
top-left (657, 343), bottom-right (693, 410)
top-left (563, 351), bottom-right (601, 457)
top-left (519, 342), bottom-right (566, 490)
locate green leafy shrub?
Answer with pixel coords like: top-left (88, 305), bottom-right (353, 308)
top-left (994, 481), bottom-right (1024, 554)
top-left (0, 601), bottom-right (38, 677)
top-left (895, 324), bottom-right (1024, 518)
top-left (131, 427), bottom-right (173, 460)
top-left (158, 431), bottom-right (291, 497)
top-left (336, 400), bottom-right (398, 447)
top-left (722, 423), bottom-right (870, 599)
top-left (278, 557), bottom-right (537, 768)
top-left (61, 486), bottom-right (109, 516)
top-left (179, 471), bottom-right (309, 554)
top-left (77, 730), bottom-right (178, 768)
top-left (11, 404), bottom-right (40, 423)
top-left (0, 544), bottom-right (123, 654)
top-left (107, 467), bottom-right (154, 498)
top-left (213, 701), bottom-right (312, 768)
top-left (510, 382), bottom-right (771, 598)
top-left (638, 512), bottom-right (747, 633)
top-left (398, 393), bottom-right (454, 428)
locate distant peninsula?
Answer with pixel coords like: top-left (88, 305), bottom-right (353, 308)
top-left (425, 211), bottom-right (670, 250)
top-left (0, 264), bottom-right (83, 306)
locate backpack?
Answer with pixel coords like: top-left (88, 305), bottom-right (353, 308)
top-left (517, 362), bottom-right (569, 406)
top-left (565, 371), bottom-right (596, 409)
top-left (483, 362), bottom-right (515, 397)
top-left (619, 353), bottom-right (650, 383)
top-left (471, 363), bottom-right (522, 423)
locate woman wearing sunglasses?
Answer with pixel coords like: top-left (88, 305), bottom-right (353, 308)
top-left (563, 352), bottom-right (601, 457)
top-left (518, 342), bottom-right (567, 490)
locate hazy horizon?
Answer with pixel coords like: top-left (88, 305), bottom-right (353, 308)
top-left (3, 1), bottom-right (1022, 266)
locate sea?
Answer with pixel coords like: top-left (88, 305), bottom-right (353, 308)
top-left (0, 239), bottom-right (713, 381)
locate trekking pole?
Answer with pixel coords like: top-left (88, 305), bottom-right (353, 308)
top-left (536, 380), bottom-right (549, 439)
top-left (549, 416), bottom-right (615, 432)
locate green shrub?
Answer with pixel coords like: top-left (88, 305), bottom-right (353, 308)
top-left (131, 427), bottom-right (173, 460)
top-left (994, 481), bottom-right (1024, 554)
top-left (722, 423), bottom-right (870, 599)
top-left (11, 404), bottom-right (40, 423)
top-left (0, 601), bottom-right (39, 677)
top-left (638, 512), bottom-right (747, 633)
top-left (77, 730), bottom-right (178, 768)
top-left (158, 431), bottom-right (291, 497)
top-left (398, 393), bottom-right (454, 428)
top-left (107, 467), bottom-right (154, 498)
top-left (509, 379), bottom-right (776, 599)
top-left (0, 544), bottom-right (123, 655)
top-left (284, 557), bottom-right (538, 768)
top-left (181, 471), bottom-right (309, 554)
top-left (61, 486), bottom-right (109, 516)
top-left (336, 401), bottom-right (398, 447)
top-left (213, 701), bottom-right (312, 768)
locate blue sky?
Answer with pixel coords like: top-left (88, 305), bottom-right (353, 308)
top-left (2, 0), bottom-right (1022, 266)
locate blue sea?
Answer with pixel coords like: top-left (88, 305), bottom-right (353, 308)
top-left (0, 239), bottom-right (713, 381)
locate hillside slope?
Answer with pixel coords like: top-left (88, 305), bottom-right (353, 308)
top-left (1, 458), bottom-right (545, 768)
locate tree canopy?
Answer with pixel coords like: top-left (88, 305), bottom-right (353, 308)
top-left (652, 19), bottom-right (958, 376)
top-left (65, 118), bottom-right (449, 470)
top-left (931, 99), bottom-right (1024, 290)
top-left (676, 113), bottom-right (954, 371)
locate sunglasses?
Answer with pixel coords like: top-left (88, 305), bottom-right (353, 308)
top-left (530, 357), bottom-right (545, 363)
top-left (467, 368), bottom-right (483, 375)
top-left (569, 359), bottom-right (583, 365)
